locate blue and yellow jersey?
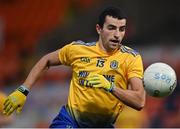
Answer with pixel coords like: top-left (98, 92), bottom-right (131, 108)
top-left (58, 41), bottom-right (143, 127)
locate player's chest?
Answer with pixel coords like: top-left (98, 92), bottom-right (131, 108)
top-left (72, 55), bottom-right (125, 73)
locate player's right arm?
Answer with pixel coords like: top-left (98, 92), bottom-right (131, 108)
top-left (3, 49), bottom-right (61, 116)
top-left (23, 49), bottom-right (61, 89)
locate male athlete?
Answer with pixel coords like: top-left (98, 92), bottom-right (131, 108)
top-left (3, 7), bottom-right (146, 128)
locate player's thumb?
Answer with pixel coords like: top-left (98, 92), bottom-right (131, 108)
top-left (16, 106), bottom-right (23, 114)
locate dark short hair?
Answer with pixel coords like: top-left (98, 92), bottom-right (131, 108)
top-left (98, 7), bottom-right (126, 28)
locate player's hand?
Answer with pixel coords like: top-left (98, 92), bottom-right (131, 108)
top-left (87, 74), bottom-right (114, 92)
top-left (3, 86), bottom-right (29, 116)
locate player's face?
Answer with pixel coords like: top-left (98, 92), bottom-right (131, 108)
top-left (97, 15), bottom-right (126, 53)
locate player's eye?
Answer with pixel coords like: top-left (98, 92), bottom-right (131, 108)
top-left (107, 25), bottom-right (116, 30)
top-left (119, 26), bottom-right (126, 32)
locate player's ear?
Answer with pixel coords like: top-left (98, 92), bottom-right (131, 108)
top-left (96, 24), bottom-right (101, 34)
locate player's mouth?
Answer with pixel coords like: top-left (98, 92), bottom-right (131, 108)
top-left (109, 39), bottom-right (120, 45)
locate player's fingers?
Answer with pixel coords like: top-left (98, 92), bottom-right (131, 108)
top-left (89, 79), bottom-right (100, 83)
top-left (16, 106), bottom-right (23, 114)
top-left (6, 105), bottom-right (17, 116)
top-left (3, 100), bottom-right (11, 112)
top-left (4, 102), bottom-right (13, 114)
top-left (89, 80), bottom-right (100, 85)
top-left (88, 79), bottom-right (99, 83)
top-left (3, 98), bottom-right (10, 107)
top-left (88, 76), bottom-right (99, 81)
top-left (3, 99), bottom-right (11, 110)
top-left (92, 84), bottom-right (102, 88)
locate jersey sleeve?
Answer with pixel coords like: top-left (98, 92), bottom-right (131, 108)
top-left (127, 55), bottom-right (144, 79)
top-left (58, 43), bottom-right (73, 66)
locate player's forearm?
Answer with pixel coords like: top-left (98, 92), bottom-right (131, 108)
top-left (23, 56), bottom-right (51, 89)
top-left (111, 86), bottom-right (145, 110)
top-left (22, 50), bottom-right (60, 90)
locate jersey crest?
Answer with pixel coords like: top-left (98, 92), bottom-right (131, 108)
top-left (110, 60), bottom-right (119, 69)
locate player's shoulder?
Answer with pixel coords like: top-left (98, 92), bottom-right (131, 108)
top-left (120, 45), bottom-right (140, 57)
top-left (71, 40), bottom-right (97, 46)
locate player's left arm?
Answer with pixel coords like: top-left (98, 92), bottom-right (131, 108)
top-left (111, 77), bottom-right (146, 111)
top-left (111, 50), bottom-right (146, 111)
top-left (87, 74), bottom-right (145, 110)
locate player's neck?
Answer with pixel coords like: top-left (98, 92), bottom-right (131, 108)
top-left (98, 40), bottom-right (119, 55)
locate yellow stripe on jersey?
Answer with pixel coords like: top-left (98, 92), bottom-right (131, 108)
top-left (58, 41), bottom-right (143, 127)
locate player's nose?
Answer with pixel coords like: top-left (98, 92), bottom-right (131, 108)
top-left (114, 30), bottom-right (120, 39)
